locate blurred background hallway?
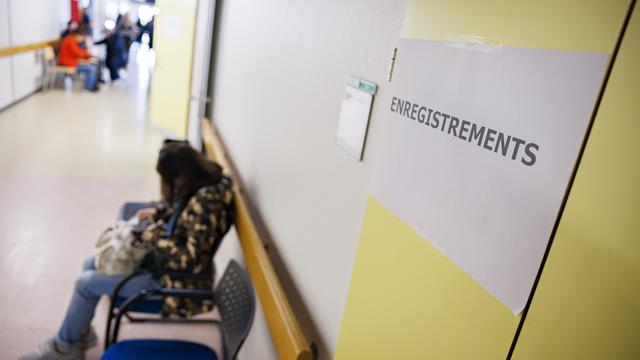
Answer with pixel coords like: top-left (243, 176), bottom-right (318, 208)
top-left (0, 45), bottom-right (222, 359)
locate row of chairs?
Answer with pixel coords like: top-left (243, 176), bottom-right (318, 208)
top-left (102, 203), bottom-right (256, 360)
top-left (42, 46), bottom-right (85, 91)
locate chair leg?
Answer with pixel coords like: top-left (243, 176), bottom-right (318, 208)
top-left (46, 72), bottom-right (54, 90)
top-left (77, 73), bottom-right (86, 91)
top-left (54, 73), bottom-right (61, 89)
top-left (43, 72), bottom-right (50, 90)
top-left (105, 309), bottom-right (113, 350)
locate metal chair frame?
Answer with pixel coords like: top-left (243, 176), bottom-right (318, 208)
top-left (104, 199), bottom-right (234, 350)
top-left (105, 201), bottom-right (220, 347)
top-left (105, 260), bottom-right (256, 360)
top-left (104, 268), bottom-right (219, 352)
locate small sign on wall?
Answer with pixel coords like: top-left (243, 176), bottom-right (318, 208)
top-left (336, 76), bottom-right (377, 161)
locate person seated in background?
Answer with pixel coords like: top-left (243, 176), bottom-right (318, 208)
top-left (60, 20), bottom-right (79, 39)
top-left (58, 29), bottom-right (99, 92)
top-left (20, 140), bottom-right (235, 360)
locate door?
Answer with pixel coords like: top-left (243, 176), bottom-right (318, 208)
top-left (186, 0), bottom-right (216, 151)
top-left (149, 0), bottom-right (198, 137)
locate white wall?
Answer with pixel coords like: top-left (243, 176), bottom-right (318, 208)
top-left (11, 52), bottom-right (41, 101)
top-left (0, 0), bottom-right (13, 109)
top-left (0, 58), bottom-right (13, 109)
top-left (0, 0), bottom-right (10, 47)
top-left (8, 0), bottom-right (67, 46)
top-left (210, 0), bottom-right (405, 358)
top-left (0, 0), bottom-right (68, 109)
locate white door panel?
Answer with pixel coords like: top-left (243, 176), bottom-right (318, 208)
top-left (187, 0), bottom-right (216, 150)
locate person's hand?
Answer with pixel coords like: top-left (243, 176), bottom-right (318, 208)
top-left (135, 208), bottom-right (157, 221)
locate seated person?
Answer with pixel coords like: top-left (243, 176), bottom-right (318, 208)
top-left (58, 29), bottom-right (99, 91)
top-left (21, 140), bottom-right (235, 360)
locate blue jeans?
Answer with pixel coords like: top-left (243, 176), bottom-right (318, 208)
top-left (76, 64), bottom-right (98, 91)
top-left (56, 257), bottom-right (160, 348)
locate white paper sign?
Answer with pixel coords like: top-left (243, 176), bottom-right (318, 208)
top-left (371, 38), bottom-right (608, 313)
top-left (336, 85), bottom-right (374, 160)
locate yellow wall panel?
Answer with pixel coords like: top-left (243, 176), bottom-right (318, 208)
top-left (334, 198), bottom-right (520, 359)
top-left (403, 0), bottom-right (629, 53)
top-left (149, 0), bottom-right (198, 136)
top-left (513, 3), bottom-right (640, 359)
top-left (336, 1), bottom-right (633, 359)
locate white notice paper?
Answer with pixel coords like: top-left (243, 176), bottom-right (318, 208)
top-left (371, 38), bottom-right (608, 313)
top-left (336, 85), bottom-right (373, 161)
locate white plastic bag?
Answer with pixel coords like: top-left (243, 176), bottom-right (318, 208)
top-left (94, 220), bottom-right (152, 276)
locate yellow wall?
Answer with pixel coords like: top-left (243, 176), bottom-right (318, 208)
top-left (335, 1), bottom-right (632, 359)
top-left (335, 198), bottom-right (520, 359)
top-left (402, 0), bottom-right (629, 53)
top-left (149, 0), bottom-right (198, 136)
top-left (513, 3), bottom-right (640, 359)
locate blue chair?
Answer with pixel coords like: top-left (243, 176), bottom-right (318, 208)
top-left (102, 260), bottom-right (255, 360)
top-left (104, 202), bottom-right (221, 351)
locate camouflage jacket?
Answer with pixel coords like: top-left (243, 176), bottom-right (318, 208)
top-left (142, 175), bottom-right (234, 317)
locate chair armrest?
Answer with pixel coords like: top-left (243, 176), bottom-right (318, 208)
top-left (106, 270), bottom-right (152, 349)
top-left (143, 288), bottom-right (216, 299)
top-left (117, 288), bottom-right (215, 315)
top-left (153, 269), bottom-right (214, 281)
top-left (108, 288), bottom-right (216, 346)
top-left (109, 270), bottom-right (154, 306)
top-left (105, 268), bottom-right (215, 350)
top-left (109, 270), bottom-right (212, 306)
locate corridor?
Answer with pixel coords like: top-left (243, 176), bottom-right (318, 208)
top-left (0, 74), bottom-right (219, 359)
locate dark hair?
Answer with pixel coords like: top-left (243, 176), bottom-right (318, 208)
top-left (156, 140), bottom-right (223, 206)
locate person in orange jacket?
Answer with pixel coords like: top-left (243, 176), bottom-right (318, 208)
top-left (58, 29), bottom-right (99, 91)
